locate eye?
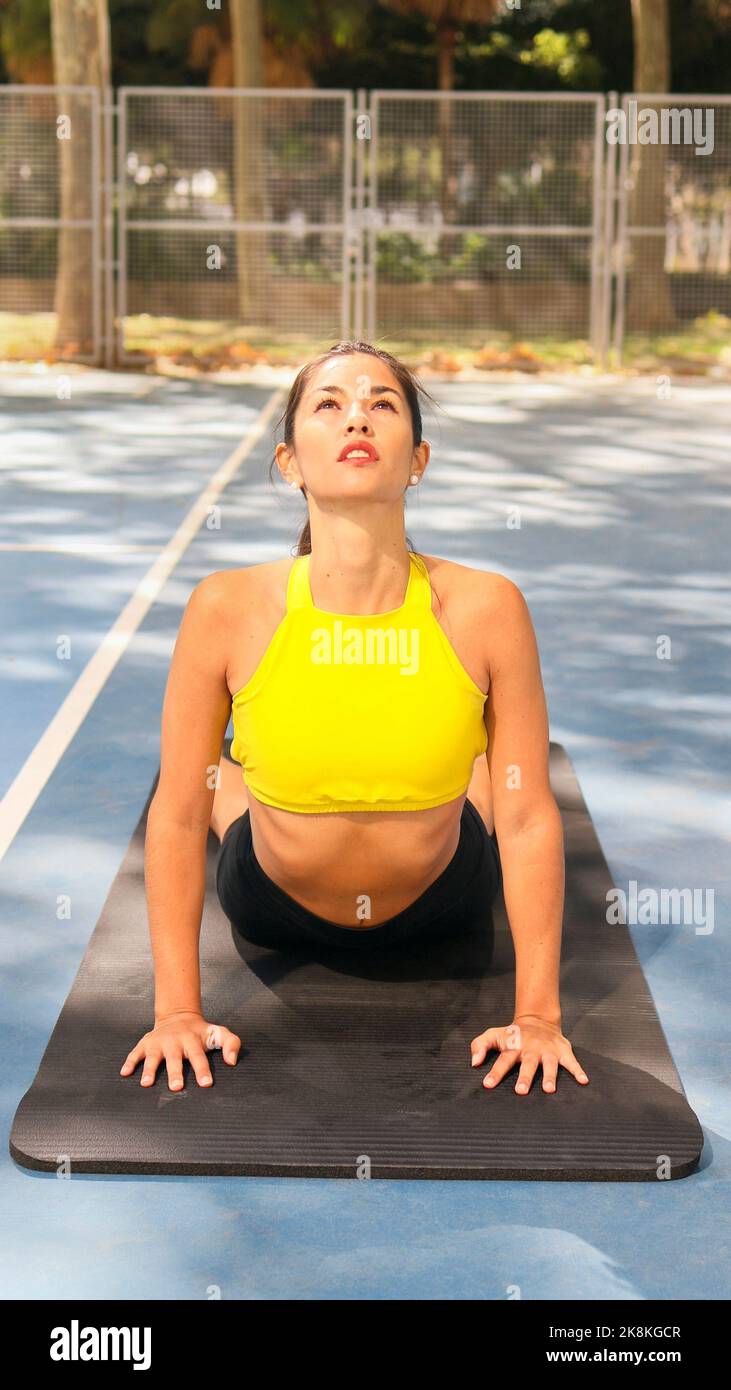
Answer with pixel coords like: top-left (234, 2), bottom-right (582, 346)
top-left (315, 396), bottom-right (397, 411)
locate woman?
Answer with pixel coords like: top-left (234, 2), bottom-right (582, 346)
top-left (121, 341), bottom-right (589, 1098)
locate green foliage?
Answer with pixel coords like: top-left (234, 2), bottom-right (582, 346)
top-left (518, 28), bottom-right (601, 86)
top-left (1, 0), bottom-right (730, 94)
top-left (376, 233), bottom-right (440, 283)
top-left (111, 0), bottom-right (206, 84)
top-left (0, 0), bottom-right (51, 67)
top-left (145, 0), bottom-right (202, 58)
top-left (265, 0), bottom-right (370, 52)
top-left (374, 228), bottom-right (591, 284)
top-left (438, 233), bottom-right (504, 278)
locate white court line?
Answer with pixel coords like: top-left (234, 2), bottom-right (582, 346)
top-left (0, 544), bottom-right (168, 554)
top-left (0, 387), bottom-right (285, 864)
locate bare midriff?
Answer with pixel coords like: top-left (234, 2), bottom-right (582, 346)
top-left (245, 790), bottom-right (467, 928)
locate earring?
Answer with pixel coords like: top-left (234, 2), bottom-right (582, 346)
top-left (409, 473), bottom-right (420, 485)
top-left (288, 478), bottom-right (300, 490)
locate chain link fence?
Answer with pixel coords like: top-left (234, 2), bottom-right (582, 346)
top-left (0, 84), bottom-right (102, 362)
top-left (613, 94), bottom-right (731, 362)
top-left (117, 87), bottom-right (353, 363)
top-left (1, 84), bottom-right (730, 369)
top-left (365, 91), bottom-right (608, 359)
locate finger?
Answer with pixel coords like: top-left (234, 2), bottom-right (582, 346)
top-left (163, 1046), bottom-right (185, 1092)
top-left (482, 1049), bottom-right (520, 1089)
top-left (120, 1043), bottom-right (145, 1076)
top-left (185, 1043), bottom-right (213, 1088)
top-left (140, 1048), bottom-right (163, 1086)
top-left (541, 1054), bottom-right (559, 1093)
top-left (470, 1029), bottom-right (500, 1067)
top-left (514, 1053), bottom-right (540, 1095)
top-left (562, 1051), bottom-right (589, 1084)
top-left (215, 1027), bottom-right (242, 1065)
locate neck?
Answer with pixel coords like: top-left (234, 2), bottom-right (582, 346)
top-left (305, 526), bottom-right (411, 616)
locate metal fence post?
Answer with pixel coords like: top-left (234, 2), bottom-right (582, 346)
top-left (116, 88), bottom-right (128, 364)
top-left (100, 87), bottom-right (117, 368)
top-left (613, 95), bottom-right (631, 363)
top-left (366, 92), bottom-right (379, 343)
top-left (353, 87), bottom-right (368, 341)
top-left (599, 90), bottom-right (619, 369)
top-left (341, 89), bottom-right (354, 341)
top-left (589, 92), bottom-right (608, 366)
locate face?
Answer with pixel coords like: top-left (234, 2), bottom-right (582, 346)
top-left (276, 353), bottom-right (429, 499)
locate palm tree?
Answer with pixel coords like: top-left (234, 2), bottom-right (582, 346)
top-left (49, 0), bottom-right (111, 356)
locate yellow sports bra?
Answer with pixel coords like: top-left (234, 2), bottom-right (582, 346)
top-left (230, 550), bottom-right (488, 813)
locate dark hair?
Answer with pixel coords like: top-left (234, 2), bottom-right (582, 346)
top-left (269, 340), bottom-right (439, 556)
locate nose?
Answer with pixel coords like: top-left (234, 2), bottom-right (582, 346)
top-left (344, 400), bottom-right (372, 431)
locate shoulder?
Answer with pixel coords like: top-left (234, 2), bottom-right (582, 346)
top-left (418, 552), bottom-right (526, 615)
top-left (191, 557), bottom-right (294, 609)
top-left (418, 554), bottom-right (533, 682)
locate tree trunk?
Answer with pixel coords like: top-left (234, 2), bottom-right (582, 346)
top-left (49, 0), bottom-right (110, 357)
top-left (627, 0), bottom-right (676, 332)
top-left (437, 22), bottom-right (455, 94)
top-left (229, 0), bottom-right (268, 325)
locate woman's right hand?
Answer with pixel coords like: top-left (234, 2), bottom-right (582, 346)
top-left (119, 1011), bottom-right (242, 1090)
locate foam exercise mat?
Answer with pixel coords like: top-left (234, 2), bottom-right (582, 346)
top-left (11, 743), bottom-right (702, 1180)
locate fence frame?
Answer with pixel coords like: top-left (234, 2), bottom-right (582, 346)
top-left (364, 89), bottom-right (609, 360)
top-left (116, 85), bottom-right (354, 364)
top-left (598, 90), bottom-right (619, 367)
top-left (351, 87), bottom-right (369, 342)
top-left (100, 87), bottom-right (117, 369)
top-left (613, 92), bottom-right (731, 362)
top-left (0, 83), bottom-right (103, 363)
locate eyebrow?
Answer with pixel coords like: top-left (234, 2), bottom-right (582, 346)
top-left (310, 383), bottom-right (402, 401)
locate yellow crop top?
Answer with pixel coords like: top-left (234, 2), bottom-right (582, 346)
top-left (229, 550), bottom-right (488, 813)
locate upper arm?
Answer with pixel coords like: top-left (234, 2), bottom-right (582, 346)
top-left (151, 572), bottom-right (234, 829)
top-left (483, 575), bottom-right (558, 838)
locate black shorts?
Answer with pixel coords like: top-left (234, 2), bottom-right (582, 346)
top-left (215, 797), bottom-right (502, 954)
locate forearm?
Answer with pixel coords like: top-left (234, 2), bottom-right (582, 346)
top-left (497, 807), bottom-right (565, 1026)
top-left (144, 809), bottom-right (208, 1021)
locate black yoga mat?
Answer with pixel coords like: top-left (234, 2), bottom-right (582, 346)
top-left (10, 742), bottom-right (703, 1180)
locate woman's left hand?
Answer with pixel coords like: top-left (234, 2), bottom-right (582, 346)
top-left (470, 1014), bottom-right (589, 1094)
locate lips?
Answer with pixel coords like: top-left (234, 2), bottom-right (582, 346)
top-left (337, 441), bottom-right (379, 462)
